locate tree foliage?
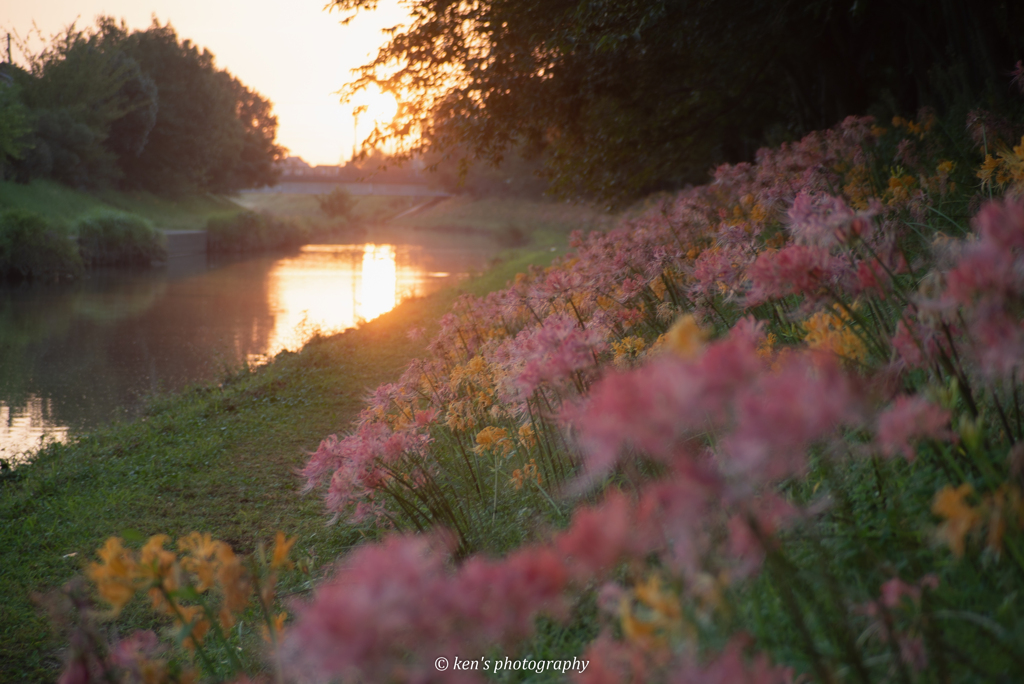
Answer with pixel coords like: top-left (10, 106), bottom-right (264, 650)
top-left (316, 187), bottom-right (356, 220)
top-left (334, 0), bottom-right (1024, 202)
top-left (0, 77), bottom-right (31, 167)
top-left (6, 18), bottom-right (282, 194)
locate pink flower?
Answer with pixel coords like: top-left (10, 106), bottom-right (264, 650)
top-left (555, 491), bottom-right (644, 578)
top-left (876, 395), bottom-right (952, 460)
top-left (727, 492), bottom-right (799, 577)
top-left (1013, 60), bottom-right (1024, 94)
top-left (946, 199), bottom-right (1024, 306)
top-left (282, 534), bottom-right (569, 684)
top-left (514, 314), bottom-right (607, 395)
top-left (747, 244), bottom-right (840, 305)
top-left (571, 322), bottom-right (764, 477)
top-left (574, 634), bottom-right (644, 684)
top-left (637, 464), bottom-right (721, 575)
top-left (972, 310), bottom-right (1024, 379)
top-left (891, 316), bottom-right (949, 370)
top-left (414, 408), bottom-right (438, 428)
top-left (787, 191), bottom-right (872, 247)
top-left (722, 355), bottom-right (862, 483)
top-left (670, 636), bottom-right (793, 684)
top-left (855, 260), bottom-right (887, 296)
top-left (691, 246), bottom-right (749, 297)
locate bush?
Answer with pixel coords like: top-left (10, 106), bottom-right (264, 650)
top-left (75, 211), bottom-right (166, 266)
top-left (0, 208), bottom-right (82, 281)
top-left (316, 187), bottom-right (355, 221)
top-left (206, 210), bottom-right (310, 254)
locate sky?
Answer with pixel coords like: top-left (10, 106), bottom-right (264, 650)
top-left (2, 0), bottom-right (407, 165)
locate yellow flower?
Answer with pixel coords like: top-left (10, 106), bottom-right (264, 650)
top-left (138, 535), bottom-right (179, 614)
top-left (750, 202), bottom-right (768, 223)
top-left (178, 532), bottom-right (222, 593)
top-left (977, 154), bottom-right (1003, 188)
top-left (139, 535), bottom-right (176, 581)
top-left (511, 459), bottom-right (542, 490)
top-left (174, 604), bottom-right (210, 652)
top-left (611, 336), bottom-right (646, 367)
top-left (271, 531), bottom-right (296, 571)
top-left (136, 657), bottom-right (171, 684)
top-left (465, 355), bottom-right (487, 377)
top-left (85, 537), bottom-right (139, 614)
top-left (517, 423), bottom-right (537, 449)
top-left (619, 573), bottom-right (682, 650)
top-left (262, 611), bottom-right (288, 643)
top-left (803, 306), bottom-right (866, 363)
top-left (215, 543), bottom-right (251, 614)
top-left (662, 315), bottom-right (706, 360)
top-left (473, 426), bottom-right (513, 457)
top-left (650, 276), bottom-right (668, 301)
top-left (886, 173), bottom-right (917, 205)
top-left (932, 483), bottom-right (981, 558)
top-left (756, 332), bottom-right (777, 361)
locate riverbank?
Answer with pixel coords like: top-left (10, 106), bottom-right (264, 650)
top-left (0, 197), bottom-right (613, 682)
top-left (0, 181), bottom-right (360, 281)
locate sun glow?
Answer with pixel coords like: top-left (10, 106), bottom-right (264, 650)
top-left (350, 84), bottom-right (400, 152)
top-left (259, 244), bottom-right (426, 362)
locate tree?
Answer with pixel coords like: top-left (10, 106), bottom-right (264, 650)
top-left (10, 24), bottom-right (155, 187)
top-left (333, 0), bottom-right (1024, 203)
top-left (0, 75), bottom-right (30, 174)
top-left (8, 17), bottom-right (282, 194)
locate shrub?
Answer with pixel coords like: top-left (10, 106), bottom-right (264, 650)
top-left (0, 208), bottom-right (82, 281)
top-left (75, 211), bottom-right (166, 266)
top-left (315, 187), bottom-right (355, 221)
top-left (206, 211), bottom-right (309, 254)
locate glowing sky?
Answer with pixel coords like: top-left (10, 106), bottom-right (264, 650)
top-left (1, 0), bottom-right (407, 165)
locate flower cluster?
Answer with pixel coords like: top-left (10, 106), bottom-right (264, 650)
top-left (35, 90), bottom-right (1020, 684)
top-left (63, 532), bottom-right (296, 684)
top-left (280, 105), bottom-right (1024, 681)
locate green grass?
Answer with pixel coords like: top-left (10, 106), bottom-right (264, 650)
top-left (0, 181), bottom-right (111, 229)
top-left (0, 237), bottom-right (574, 683)
top-left (94, 190), bottom-right (242, 232)
top-left (0, 180), bottom-right (243, 233)
top-left (233, 192), bottom-right (421, 224)
top-left (234, 193), bottom-right (617, 246)
top-left (393, 196), bottom-right (611, 235)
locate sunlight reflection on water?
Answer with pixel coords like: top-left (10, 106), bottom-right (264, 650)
top-left (0, 397), bottom-right (69, 466)
top-left (256, 243), bottom-right (457, 362)
top-left (0, 242), bottom-right (490, 464)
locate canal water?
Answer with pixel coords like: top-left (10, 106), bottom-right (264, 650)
top-left (0, 242), bottom-right (493, 465)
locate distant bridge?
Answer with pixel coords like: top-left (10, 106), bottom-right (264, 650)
top-left (242, 178), bottom-right (448, 197)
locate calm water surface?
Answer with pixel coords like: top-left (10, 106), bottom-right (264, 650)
top-left (0, 243), bottom-right (492, 464)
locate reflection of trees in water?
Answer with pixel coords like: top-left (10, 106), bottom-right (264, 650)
top-left (0, 244), bottom-right (494, 441)
top-left (0, 258), bottom-right (277, 433)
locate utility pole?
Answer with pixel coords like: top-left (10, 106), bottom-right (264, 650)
top-left (6, 34), bottom-right (11, 65)
top-left (352, 104), bottom-right (367, 162)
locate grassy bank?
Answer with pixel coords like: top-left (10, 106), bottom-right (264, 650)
top-left (0, 180), bottom-right (240, 232)
top-left (0, 194), bottom-right (609, 681)
top-left (240, 192), bottom-right (618, 250)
